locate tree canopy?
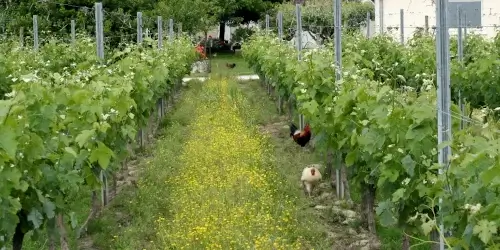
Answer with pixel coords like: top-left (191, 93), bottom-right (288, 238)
top-left (0, 0), bottom-right (373, 43)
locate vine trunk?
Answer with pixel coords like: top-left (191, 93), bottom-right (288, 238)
top-left (361, 182), bottom-right (377, 234)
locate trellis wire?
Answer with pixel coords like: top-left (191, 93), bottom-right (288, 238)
top-left (334, 0), bottom-right (345, 200)
top-left (436, 0), bottom-right (452, 248)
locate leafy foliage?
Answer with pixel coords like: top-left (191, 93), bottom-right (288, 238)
top-left (0, 35), bottom-right (196, 248)
top-left (243, 32), bottom-right (500, 248)
top-left (261, 0), bottom-right (374, 41)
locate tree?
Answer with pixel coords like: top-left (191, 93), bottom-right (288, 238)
top-left (207, 0), bottom-right (285, 40)
top-left (267, 0), bottom-right (374, 41)
top-left (0, 0), bottom-right (288, 44)
top-left (153, 0), bottom-right (217, 35)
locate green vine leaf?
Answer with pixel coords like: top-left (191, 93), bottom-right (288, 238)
top-left (401, 154), bottom-right (416, 177)
top-left (75, 129), bottom-right (95, 148)
top-left (391, 188), bottom-right (406, 202)
top-left (0, 125), bottom-right (17, 159)
top-left (89, 142), bottom-right (114, 170)
top-left (27, 209), bottom-right (43, 229)
top-left (42, 200), bottom-right (56, 219)
top-left (473, 220), bottom-right (497, 244)
top-left (421, 217), bottom-right (435, 236)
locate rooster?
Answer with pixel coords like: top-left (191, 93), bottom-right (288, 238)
top-left (289, 123), bottom-right (311, 147)
top-left (226, 63), bottom-right (236, 69)
top-left (301, 165), bottom-right (322, 197)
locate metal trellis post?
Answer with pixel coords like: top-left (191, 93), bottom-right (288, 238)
top-left (457, 7), bottom-right (465, 130)
top-left (366, 12), bottom-right (371, 38)
top-left (71, 20), bottom-right (76, 46)
top-left (425, 15), bottom-right (429, 34)
top-left (464, 13), bottom-right (467, 45)
top-left (158, 16), bottom-right (164, 119)
top-left (400, 9), bottom-right (404, 44)
top-left (158, 16), bottom-right (163, 49)
top-left (265, 14), bottom-right (270, 33)
top-left (266, 13), bottom-right (271, 95)
top-left (95, 2), bottom-right (107, 207)
top-left (295, 4), bottom-right (305, 131)
top-left (137, 12), bottom-right (143, 44)
top-left (169, 18), bottom-right (174, 42)
top-left (334, 0), bottom-right (345, 199)
top-left (436, 0), bottom-right (452, 248)
top-left (33, 15), bottom-right (39, 51)
top-left (20, 27), bottom-right (24, 48)
top-left (277, 11), bottom-right (283, 115)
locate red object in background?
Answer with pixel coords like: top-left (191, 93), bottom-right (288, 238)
top-left (195, 44), bottom-right (207, 59)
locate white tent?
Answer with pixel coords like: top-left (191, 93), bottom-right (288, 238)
top-left (290, 30), bottom-right (319, 50)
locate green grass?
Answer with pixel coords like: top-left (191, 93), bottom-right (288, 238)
top-left (86, 82), bottom-right (203, 250)
top-left (81, 78), bottom-right (429, 249)
top-left (190, 52), bottom-right (253, 77)
top-left (80, 79), bottom-right (333, 249)
top-left (13, 78), bottom-right (433, 250)
top-left (238, 80), bottom-right (432, 250)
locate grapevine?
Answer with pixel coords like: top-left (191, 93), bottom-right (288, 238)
top-left (0, 36), bottom-right (197, 248)
top-left (242, 31), bottom-right (500, 248)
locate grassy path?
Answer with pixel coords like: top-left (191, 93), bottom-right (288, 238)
top-left (86, 78), bottom-right (330, 249)
top-left (156, 78), bottom-right (306, 248)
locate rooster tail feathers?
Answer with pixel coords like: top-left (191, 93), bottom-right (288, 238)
top-left (289, 123), bottom-right (298, 136)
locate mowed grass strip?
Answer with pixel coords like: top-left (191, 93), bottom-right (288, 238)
top-left (156, 79), bottom-right (305, 249)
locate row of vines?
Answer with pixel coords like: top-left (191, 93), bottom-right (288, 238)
top-left (242, 31), bottom-right (500, 249)
top-left (0, 37), bottom-right (197, 248)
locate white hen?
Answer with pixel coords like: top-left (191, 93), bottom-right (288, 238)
top-left (301, 166), bottom-right (322, 197)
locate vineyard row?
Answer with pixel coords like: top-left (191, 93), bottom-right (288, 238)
top-left (0, 36), bottom-right (197, 249)
top-left (242, 33), bottom-right (500, 249)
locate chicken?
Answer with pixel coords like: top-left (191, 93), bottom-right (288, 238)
top-left (289, 123), bottom-right (311, 147)
top-left (301, 166), bottom-right (322, 197)
top-left (226, 63), bottom-right (236, 69)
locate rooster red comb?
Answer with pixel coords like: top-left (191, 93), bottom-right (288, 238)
top-left (304, 124), bottom-right (311, 131)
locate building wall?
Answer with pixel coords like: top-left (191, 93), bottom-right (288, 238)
top-left (374, 0), bottom-right (500, 41)
top-left (203, 22), bottom-right (259, 41)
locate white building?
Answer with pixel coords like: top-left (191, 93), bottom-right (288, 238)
top-left (373, 0), bottom-right (500, 41)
